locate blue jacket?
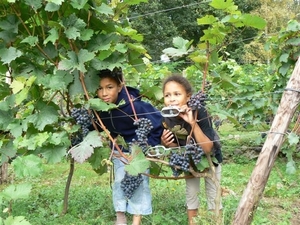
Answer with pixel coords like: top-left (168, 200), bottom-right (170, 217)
top-left (94, 86), bottom-right (163, 147)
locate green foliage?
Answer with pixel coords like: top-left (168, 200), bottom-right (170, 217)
top-left (0, 0), bottom-right (148, 166)
top-left (129, 0), bottom-right (263, 62)
top-left (266, 20), bottom-right (300, 77)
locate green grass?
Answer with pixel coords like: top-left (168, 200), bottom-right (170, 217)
top-left (1, 123), bottom-right (300, 225)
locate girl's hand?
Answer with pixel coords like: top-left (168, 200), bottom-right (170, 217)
top-left (179, 105), bottom-right (196, 125)
top-left (161, 129), bottom-right (175, 147)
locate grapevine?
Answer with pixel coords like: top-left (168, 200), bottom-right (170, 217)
top-left (120, 172), bottom-right (143, 199)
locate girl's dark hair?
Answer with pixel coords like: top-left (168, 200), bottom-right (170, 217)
top-left (162, 74), bottom-right (193, 94)
top-left (98, 67), bottom-right (123, 85)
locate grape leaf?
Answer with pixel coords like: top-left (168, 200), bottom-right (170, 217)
top-left (0, 47), bottom-right (22, 64)
top-left (286, 161), bottom-right (296, 174)
top-left (21, 36), bottom-right (38, 46)
top-left (47, 0), bottom-right (64, 4)
top-left (27, 104), bottom-right (59, 131)
top-left (69, 131), bottom-right (103, 163)
top-left (58, 49), bottom-right (95, 73)
top-left (12, 155), bottom-right (43, 178)
top-left (40, 144), bottom-right (67, 163)
top-left (7, 120), bottom-right (23, 137)
top-left (149, 161), bottom-right (167, 176)
top-left (40, 70), bottom-right (73, 91)
top-left (11, 79), bottom-right (25, 94)
top-left (0, 109), bottom-right (14, 130)
top-left (24, 0), bottom-right (43, 11)
top-left (0, 140), bottom-right (17, 165)
top-left (45, 2), bottom-right (60, 12)
top-left (88, 98), bottom-right (125, 111)
top-left (210, 0), bottom-right (236, 10)
top-left (70, 0), bottom-right (88, 9)
top-left (196, 156), bottom-right (210, 172)
top-left (287, 132), bottom-right (299, 145)
top-left (1, 183), bottom-right (31, 201)
top-left (3, 216), bottom-right (31, 225)
top-left (44, 28), bottom-right (59, 45)
top-left (88, 146), bottom-right (111, 175)
top-left (125, 145), bottom-right (150, 176)
top-left (94, 3), bottom-right (114, 16)
top-left (170, 125), bottom-right (188, 140)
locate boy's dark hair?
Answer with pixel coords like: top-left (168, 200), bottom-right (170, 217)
top-left (98, 67), bottom-right (123, 85)
top-left (162, 74), bottom-right (193, 95)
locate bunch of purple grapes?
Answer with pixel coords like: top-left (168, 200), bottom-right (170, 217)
top-left (132, 118), bottom-right (153, 154)
top-left (185, 144), bottom-right (205, 164)
top-left (133, 118), bottom-right (153, 141)
top-left (120, 172), bottom-right (143, 199)
top-left (169, 153), bottom-right (190, 177)
top-left (70, 108), bottom-right (92, 146)
top-left (187, 90), bottom-right (207, 110)
top-left (169, 144), bottom-right (204, 177)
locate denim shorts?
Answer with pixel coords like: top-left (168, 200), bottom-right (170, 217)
top-left (112, 155), bottom-right (152, 215)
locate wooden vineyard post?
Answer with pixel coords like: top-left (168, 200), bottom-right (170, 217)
top-left (233, 58), bottom-right (300, 225)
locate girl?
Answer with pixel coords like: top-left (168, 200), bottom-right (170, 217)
top-left (160, 74), bottom-right (223, 225)
top-left (94, 68), bottom-right (163, 225)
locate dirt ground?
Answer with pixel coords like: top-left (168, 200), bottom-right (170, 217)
top-left (221, 187), bottom-right (300, 224)
top-left (262, 197), bottom-right (300, 225)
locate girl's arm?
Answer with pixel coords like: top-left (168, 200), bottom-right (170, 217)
top-left (179, 106), bottom-right (213, 153)
top-left (189, 122), bottom-right (213, 153)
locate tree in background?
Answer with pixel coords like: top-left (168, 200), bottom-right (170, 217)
top-left (242, 0), bottom-right (300, 64)
top-left (129, 0), bottom-right (262, 62)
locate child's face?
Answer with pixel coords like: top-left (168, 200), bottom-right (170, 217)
top-left (163, 81), bottom-right (190, 107)
top-left (97, 77), bottom-right (122, 103)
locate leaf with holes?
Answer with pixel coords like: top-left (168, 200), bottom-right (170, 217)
top-left (69, 131), bottom-right (103, 163)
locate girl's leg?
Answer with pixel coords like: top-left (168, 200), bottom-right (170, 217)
top-left (185, 177), bottom-right (200, 225)
top-left (205, 164), bottom-right (222, 211)
top-left (187, 209), bottom-right (198, 225)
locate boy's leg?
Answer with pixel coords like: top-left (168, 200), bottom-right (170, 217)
top-left (127, 172), bottom-right (152, 215)
top-left (132, 215), bottom-right (142, 225)
top-left (115, 211), bottom-right (127, 225)
top-left (112, 157), bottom-right (128, 225)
